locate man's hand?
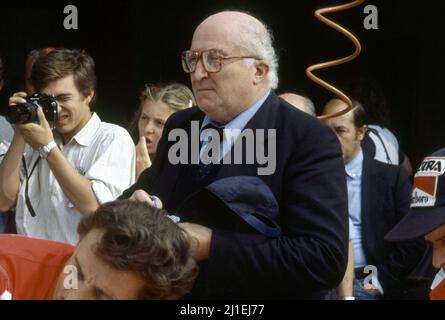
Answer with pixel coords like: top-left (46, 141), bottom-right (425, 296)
top-left (9, 92), bottom-right (54, 150)
top-left (364, 283), bottom-right (381, 296)
top-left (178, 222), bottom-right (212, 262)
top-left (16, 107), bottom-right (54, 150)
top-left (129, 189), bottom-right (163, 209)
top-left (135, 136), bottom-right (152, 179)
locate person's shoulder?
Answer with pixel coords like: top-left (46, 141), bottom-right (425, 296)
top-left (95, 120), bottom-right (134, 143)
top-left (276, 100), bottom-right (336, 147)
top-left (97, 120), bottom-right (129, 135)
top-left (366, 156), bottom-right (408, 182)
top-left (276, 96), bottom-right (328, 132)
top-left (369, 124), bottom-right (399, 147)
top-left (0, 116), bottom-right (13, 141)
top-left (164, 106), bottom-right (203, 129)
top-left (0, 234), bottom-right (74, 266)
top-left (170, 106), bottom-right (202, 122)
top-left (367, 156), bottom-right (400, 171)
top-left (0, 235), bottom-right (74, 300)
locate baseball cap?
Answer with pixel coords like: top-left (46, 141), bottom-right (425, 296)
top-left (386, 148), bottom-right (445, 241)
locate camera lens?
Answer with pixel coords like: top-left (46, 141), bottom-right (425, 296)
top-left (5, 103), bottom-right (38, 124)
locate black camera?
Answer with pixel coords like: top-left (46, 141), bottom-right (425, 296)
top-left (6, 93), bottom-right (58, 124)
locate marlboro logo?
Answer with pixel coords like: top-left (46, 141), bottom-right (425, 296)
top-left (416, 158), bottom-right (445, 177)
top-left (411, 176), bottom-right (438, 208)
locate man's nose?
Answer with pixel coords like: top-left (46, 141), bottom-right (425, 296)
top-left (191, 58), bottom-right (208, 81)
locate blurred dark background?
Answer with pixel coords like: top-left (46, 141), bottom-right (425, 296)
top-left (0, 0), bottom-right (443, 170)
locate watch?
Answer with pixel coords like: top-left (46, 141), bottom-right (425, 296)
top-left (38, 141), bottom-right (58, 159)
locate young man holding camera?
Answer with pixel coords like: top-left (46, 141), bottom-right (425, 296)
top-left (0, 48), bottom-right (135, 244)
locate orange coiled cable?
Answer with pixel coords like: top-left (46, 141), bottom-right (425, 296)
top-left (306, 0), bottom-right (365, 120)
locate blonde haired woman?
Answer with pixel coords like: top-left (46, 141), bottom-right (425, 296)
top-left (130, 82), bottom-right (195, 179)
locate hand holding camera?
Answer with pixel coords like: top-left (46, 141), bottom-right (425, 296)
top-left (7, 92), bottom-right (58, 124)
top-left (7, 92), bottom-right (56, 151)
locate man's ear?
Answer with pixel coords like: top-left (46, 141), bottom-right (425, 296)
top-left (0, 80), bottom-right (3, 92)
top-left (357, 125), bottom-right (367, 142)
top-left (84, 90), bottom-right (95, 105)
top-left (253, 60), bottom-right (270, 85)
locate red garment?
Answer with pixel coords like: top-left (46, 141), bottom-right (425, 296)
top-left (430, 279), bottom-right (445, 300)
top-left (0, 234), bottom-right (74, 300)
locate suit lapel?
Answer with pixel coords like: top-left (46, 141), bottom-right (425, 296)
top-left (361, 157), bottom-right (386, 259)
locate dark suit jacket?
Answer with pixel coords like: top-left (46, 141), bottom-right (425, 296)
top-left (360, 156), bottom-right (426, 296)
top-left (121, 91), bottom-right (349, 298)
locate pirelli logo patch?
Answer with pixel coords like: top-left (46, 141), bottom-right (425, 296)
top-left (411, 157), bottom-right (445, 208)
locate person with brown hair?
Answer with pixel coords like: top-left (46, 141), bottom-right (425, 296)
top-left (0, 200), bottom-right (198, 300)
top-left (24, 47), bottom-right (56, 94)
top-left (130, 82), bottom-right (195, 178)
top-left (0, 48), bottom-right (135, 244)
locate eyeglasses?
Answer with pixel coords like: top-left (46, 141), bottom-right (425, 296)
top-left (181, 49), bottom-right (262, 74)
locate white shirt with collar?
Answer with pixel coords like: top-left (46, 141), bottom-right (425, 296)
top-left (15, 113), bottom-right (135, 244)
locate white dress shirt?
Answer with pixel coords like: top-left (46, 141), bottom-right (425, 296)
top-left (15, 113), bottom-right (135, 244)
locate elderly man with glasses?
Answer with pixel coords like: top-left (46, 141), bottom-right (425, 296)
top-left (121, 10), bottom-right (349, 299)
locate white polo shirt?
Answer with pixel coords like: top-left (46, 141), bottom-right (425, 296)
top-left (15, 113), bottom-right (135, 244)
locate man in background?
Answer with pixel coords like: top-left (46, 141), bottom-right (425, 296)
top-left (324, 98), bottom-right (426, 299)
top-left (280, 92), bottom-right (316, 116)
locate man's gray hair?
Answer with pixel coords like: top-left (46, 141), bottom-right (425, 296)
top-left (239, 19), bottom-right (279, 89)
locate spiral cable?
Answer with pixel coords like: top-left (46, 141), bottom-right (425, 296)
top-left (306, 0), bottom-right (365, 120)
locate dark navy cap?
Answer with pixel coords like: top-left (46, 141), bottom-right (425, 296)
top-left (177, 176), bottom-right (281, 238)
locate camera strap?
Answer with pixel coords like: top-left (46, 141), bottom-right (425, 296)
top-left (22, 156), bottom-right (41, 217)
